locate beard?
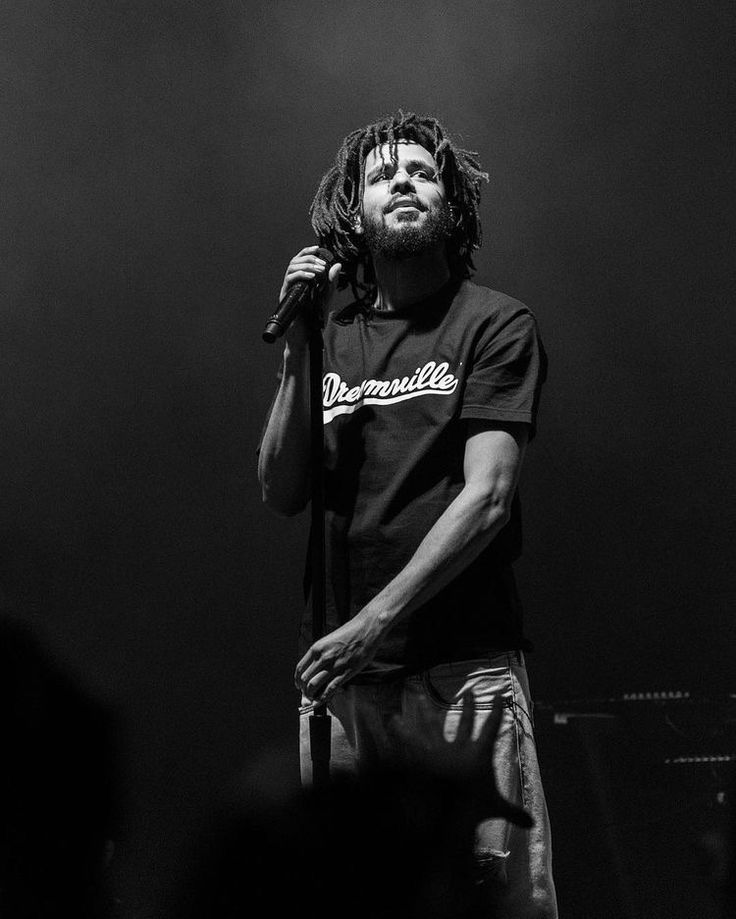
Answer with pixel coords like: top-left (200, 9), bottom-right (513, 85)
top-left (362, 202), bottom-right (455, 260)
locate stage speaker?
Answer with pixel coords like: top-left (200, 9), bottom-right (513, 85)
top-left (534, 693), bottom-right (735, 919)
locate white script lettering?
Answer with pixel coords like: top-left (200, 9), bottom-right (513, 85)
top-left (323, 360), bottom-right (459, 423)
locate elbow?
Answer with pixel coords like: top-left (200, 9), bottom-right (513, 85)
top-left (474, 490), bottom-right (513, 534)
top-left (464, 468), bottom-right (517, 534)
top-left (261, 485), bottom-right (308, 518)
top-left (266, 499), bottom-right (308, 518)
top-left (485, 499), bottom-right (512, 531)
top-left (258, 457), bottom-right (308, 517)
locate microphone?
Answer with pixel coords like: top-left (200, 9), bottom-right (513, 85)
top-left (262, 247), bottom-right (335, 343)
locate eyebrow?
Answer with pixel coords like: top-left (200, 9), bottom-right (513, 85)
top-left (366, 157), bottom-right (438, 180)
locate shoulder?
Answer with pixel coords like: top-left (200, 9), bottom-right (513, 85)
top-left (452, 281), bottom-right (539, 334)
top-left (456, 281), bottom-right (533, 317)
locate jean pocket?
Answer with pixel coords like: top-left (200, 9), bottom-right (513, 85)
top-left (421, 658), bottom-right (514, 710)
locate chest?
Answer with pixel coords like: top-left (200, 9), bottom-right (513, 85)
top-left (322, 316), bottom-right (475, 429)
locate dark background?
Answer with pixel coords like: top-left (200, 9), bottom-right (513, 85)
top-left (0, 1), bottom-right (733, 916)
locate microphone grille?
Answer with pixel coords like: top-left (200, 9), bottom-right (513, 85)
top-left (315, 247), bottom-right (335, 264)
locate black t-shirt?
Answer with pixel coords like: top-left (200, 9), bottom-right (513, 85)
top-left (301, 277), bottom-right (546, 680)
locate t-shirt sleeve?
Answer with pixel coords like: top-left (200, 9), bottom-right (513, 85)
top-left (460, 305), bottom-right (546, 437)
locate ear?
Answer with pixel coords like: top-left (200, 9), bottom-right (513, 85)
top-left (353, 214), bottom-right (364, 235)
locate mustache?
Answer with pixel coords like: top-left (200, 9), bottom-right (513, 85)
top-left (384, 196), bottom-right (426, 213)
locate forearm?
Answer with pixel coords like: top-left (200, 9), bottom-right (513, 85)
top-left (294, 482), bottom-right (515, 701)
top-left (258, 343), bottom-right (312, 515)
top-left (358, 481), bottom-right (512, 630)
top-left (294, 422), bottom-right (526, 702)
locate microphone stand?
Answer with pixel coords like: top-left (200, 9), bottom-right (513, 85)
top-left (306, 286), bottom-right (331, 788)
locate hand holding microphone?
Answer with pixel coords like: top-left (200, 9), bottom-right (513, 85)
top-left (262, 246), bottom-right (341, 344)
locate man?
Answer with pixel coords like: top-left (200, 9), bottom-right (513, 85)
top-left (258, 111), bottom-right (558, 918)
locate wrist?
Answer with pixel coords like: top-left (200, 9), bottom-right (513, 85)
top-left (282, 338), bottom-right (309, 367)
top-left (359, 600), bottom-right (400, 632)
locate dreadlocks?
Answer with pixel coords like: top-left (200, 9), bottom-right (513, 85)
top-left (309, 111), bottom-right (489, 302)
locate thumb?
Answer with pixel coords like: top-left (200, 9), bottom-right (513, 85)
top-left (328, 262), bottom-right (342, 285)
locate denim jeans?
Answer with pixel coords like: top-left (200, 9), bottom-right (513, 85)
top-left (299, 652), bottom-right (558, 919)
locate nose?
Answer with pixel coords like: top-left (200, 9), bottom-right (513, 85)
top-left (389, 167), bottom-right (415, 194)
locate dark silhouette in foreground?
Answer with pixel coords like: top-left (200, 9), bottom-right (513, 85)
top-left (176, 700), bottom-right (533, 919)
top-left (0, 613), bottom-right (118, 918)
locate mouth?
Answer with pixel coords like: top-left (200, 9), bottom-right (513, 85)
top-left (386, 198), bottom-right (424, 213)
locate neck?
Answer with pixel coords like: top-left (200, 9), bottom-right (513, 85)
top-left (371, 244), bottom-right (451, 312)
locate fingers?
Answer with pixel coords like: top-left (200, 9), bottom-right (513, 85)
top-left (282, 260), bottom-right (327, 290)
top-left (280, 247), bottom-right (341, 301)
top-left (304, 671), bottom-right (330, 700)
top-left (455, 690), bottom-right (476, 744)
top-left (294, 647), bottom-right (312, 678)
top-left (475, 700), bottom-right (504, 756)
top-left (296, 643), bottom-right (353, 702)
top-left (294, 652), bottom-right (353, 703)
top-left (294, 646), bottom-right (333, 701)
top-left (296, 668), bottom-right (342, 703)
top-left (294, 648), bottom-right (318, 692)
top-left (321, 674), bottom-right (346, 704)
top-left (284, 269), bottom-right (322, 287)
top-left (294, 667), bottom-right (322, 699)
top-left (294, 649), bottom-right (311, 692)
top-left (285, 256), bottom-right (329, 276)
top-left (285, 248), bottom-right (330, 280)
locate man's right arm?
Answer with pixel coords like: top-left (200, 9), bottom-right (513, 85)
top-left (257, 246), bottom-right (340, 516)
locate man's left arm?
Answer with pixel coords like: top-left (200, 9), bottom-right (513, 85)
top-left (295, 419), bottom-right (529, 702)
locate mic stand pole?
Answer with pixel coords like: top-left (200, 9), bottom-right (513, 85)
top-left (307, 288), bottom-right (331, 788)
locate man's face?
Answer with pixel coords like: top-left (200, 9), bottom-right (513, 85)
top-left (359, 141), bottom-right (454, 259)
